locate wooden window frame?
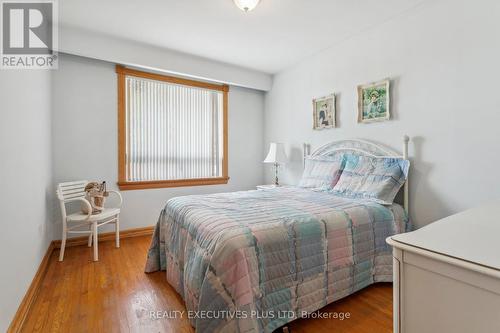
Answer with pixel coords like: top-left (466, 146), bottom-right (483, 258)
top-left (116, 65), bottom-right (229, 191)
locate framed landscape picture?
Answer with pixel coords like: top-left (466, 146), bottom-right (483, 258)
top-left (357, 79), bottom-right (390, 123)
top-left (313, 94), bottom-right (336, 130)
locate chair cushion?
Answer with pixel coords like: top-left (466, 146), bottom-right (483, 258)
top-left (67, 208), bottom-right (120, 222)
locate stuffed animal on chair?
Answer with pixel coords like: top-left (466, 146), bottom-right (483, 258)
top-left (81, 181), bottom-right (109, 214)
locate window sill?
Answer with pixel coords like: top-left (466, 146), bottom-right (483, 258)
top-left (117, 177), bottom-right (230, 191)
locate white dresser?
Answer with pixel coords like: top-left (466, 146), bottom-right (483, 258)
top-left (387, 201), bottom-right (500, 333)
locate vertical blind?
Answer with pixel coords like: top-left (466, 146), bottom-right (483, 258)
top-left (125, 76), bottom-right (224, 182)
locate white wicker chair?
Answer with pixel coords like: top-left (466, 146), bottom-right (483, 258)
top-left (57, 181), bottom-right (122, 262)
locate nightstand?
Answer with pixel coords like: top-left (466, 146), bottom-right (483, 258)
top-left (256, 185), bottom-right (280, 190)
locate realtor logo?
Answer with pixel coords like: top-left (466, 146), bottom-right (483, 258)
top-left (1, 0), bottom-right (58, 69)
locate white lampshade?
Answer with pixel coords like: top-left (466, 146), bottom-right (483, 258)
top-left (263, 143), bottom-right (288, 164)
top-left (233, 0), bottom-right (260, 12)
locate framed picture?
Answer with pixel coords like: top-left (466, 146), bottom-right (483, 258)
top-left (313, 94), bottom-right (336, 130)
top-left (357, 79), bottom-right (390, 123)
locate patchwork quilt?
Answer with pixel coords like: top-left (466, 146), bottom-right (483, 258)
top-left (145, 187), bottom-right (409, 332)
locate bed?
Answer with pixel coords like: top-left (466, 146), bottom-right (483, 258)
top-left (145, 137), bottom-right (411, 333)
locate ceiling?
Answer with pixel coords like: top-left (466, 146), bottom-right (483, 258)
top-left (60, 0), bottom-right (424, 74)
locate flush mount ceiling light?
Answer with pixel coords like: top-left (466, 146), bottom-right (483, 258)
top-left (233, 0), bottom-right (261, 12)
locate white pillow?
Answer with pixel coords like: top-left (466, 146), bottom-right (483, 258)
top-left (298, 156), bottom-right (345, 190)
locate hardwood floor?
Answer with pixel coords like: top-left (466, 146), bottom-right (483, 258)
top-left (22, 236), bottom-right (393, 333)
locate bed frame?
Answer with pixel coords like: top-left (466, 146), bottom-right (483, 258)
top-left (303, 135), bottom-right (410, 213)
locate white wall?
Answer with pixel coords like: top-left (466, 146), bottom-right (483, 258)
top-left (0, 70), bottom-right (53, 331)
top-left (59, 26), bottom-right (273, 91)
top-left (51, 54), bottom-right (265, 238)
top-left (264, 0), bottom-right (500, 228)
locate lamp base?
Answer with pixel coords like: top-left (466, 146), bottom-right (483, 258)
top-left (274, 163), bottom-right (280, 186)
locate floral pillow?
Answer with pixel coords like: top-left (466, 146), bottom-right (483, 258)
top-left (298, 155), bottom-right (346, 191)
top-left (331, 154), bottom-right (409, 204)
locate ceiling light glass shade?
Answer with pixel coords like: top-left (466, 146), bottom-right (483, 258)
top-left (233, 0), bottom-right (261, 12)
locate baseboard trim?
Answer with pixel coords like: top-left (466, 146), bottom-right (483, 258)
top-left (7, 241), bottom-right (54, 333)
top-left (52, 226), bottom-right (154, 248)
top-left (7, 225), bottom-right (154, 333)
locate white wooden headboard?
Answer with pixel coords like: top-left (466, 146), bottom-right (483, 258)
top-left (303, 136), bottom-right (410, 213)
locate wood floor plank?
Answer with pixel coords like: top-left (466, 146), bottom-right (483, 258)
top-left (21, 236), bottom-right (393, 333)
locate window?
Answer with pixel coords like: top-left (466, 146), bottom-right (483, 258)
top-left (116, 65), bottom-right (229, 190)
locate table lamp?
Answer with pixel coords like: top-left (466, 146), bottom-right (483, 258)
top-left (263, 142), bottom-right (288, 186)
